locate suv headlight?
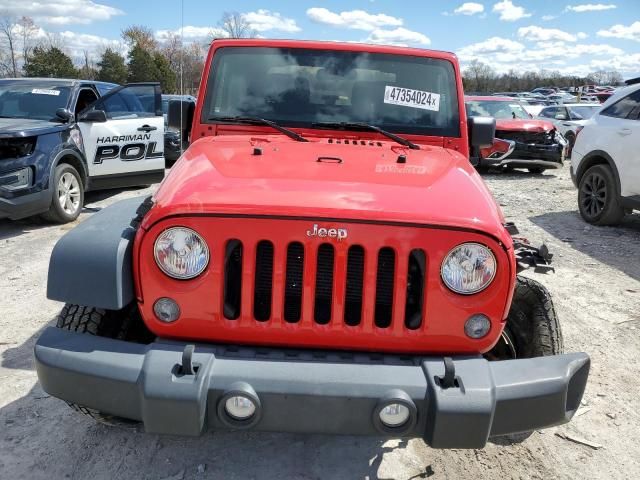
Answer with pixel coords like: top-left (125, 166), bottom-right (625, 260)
top-left (441, 243), bottom-right (496, 294)
top-left (154, 227), bottom-right (209, 279)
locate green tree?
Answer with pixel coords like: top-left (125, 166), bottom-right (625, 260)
top-left (126, 43), bottom-right (158, 83)
top-left (23, 46), bottom-right (77, 78)
top-left (153, 51), bottom-right (176, 93)
top-left (97, 48), bottom-right (127, 84)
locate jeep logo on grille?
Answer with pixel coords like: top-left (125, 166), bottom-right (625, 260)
top-left (306, 224), bottom-right (348, 241)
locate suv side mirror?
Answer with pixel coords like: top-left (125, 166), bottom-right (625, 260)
top-left (168, 99), bottom-right (195, 135)
top-left (468, 116), bottom-right (496, 149)
top-left (55, 108), bottom-right (72, 122)
top-left (78, 109), bottom-right (107, 123)
top-left (555, 113), bottom-right (568, 120)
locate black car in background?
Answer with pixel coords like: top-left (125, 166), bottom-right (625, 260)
top-left (162, 94), bottom-right (195, 166)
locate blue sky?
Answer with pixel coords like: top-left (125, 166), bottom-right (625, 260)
top-left (1, 0), bottom-right (639, 77)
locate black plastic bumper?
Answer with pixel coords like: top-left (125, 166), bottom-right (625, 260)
top-left (483, 142), bottom-right (565, 169)
top-left (0, 187), bottom-right (51, 220)
top-left (34, 327), bottom-right (590, 448)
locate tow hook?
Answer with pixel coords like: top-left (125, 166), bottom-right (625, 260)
top-left (436, 357), bottom-right (459, 389)
top-left (177, 344), bottom-right (197, 376)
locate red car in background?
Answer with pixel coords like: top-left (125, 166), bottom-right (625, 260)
top-left (466, 96), bottom-right (567, 173)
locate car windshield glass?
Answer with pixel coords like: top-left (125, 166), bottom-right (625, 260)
top-left (0, 80), bottom-right (72, 120)
top-left (465, 100), bottom-right (530, 119)
top-left (570, 105), bottom-right (599, 119)
top-left (202, 47), bottom-right (460, 137)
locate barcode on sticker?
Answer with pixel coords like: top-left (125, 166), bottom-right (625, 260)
top-left (384, 86), bottom-right (440, 112)
top-left (31, 88), bottom-right (60, 96)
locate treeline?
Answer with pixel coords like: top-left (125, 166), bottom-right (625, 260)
top-left (462, 59), bottom-right (624, 93)
top-left (0, 18), bottom-right (205, 94)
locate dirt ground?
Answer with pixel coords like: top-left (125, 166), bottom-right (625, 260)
top-left (1, 165), bottom-right (639, 480)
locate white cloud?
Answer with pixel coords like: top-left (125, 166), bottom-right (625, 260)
top-left (0, 0), bottom-right (123, 25)
top-left (597, 21), bottom-right (640, 41)
top-left (492, 0), bottom-right (531, 21)
top-left (518, 25), bottom-right (582, 42)
top-left (365, 27), bottom-right (430, 46)
top-left (457, 36), bottom-right (631, 75)
top-left (243, 10), bottom-right (300, 33)
top-left (457, 36), bottom-right (525, 59)
top-left (542, 15), bottom-right (557, 21)
top-left (57, 30), bottom-right (123, 59)
top-left (306, 7), bottom-right (402, 31)
top-left (454, 2), bottom-right (485, 15)
top-left (565, 4), bottom-right (617, 13)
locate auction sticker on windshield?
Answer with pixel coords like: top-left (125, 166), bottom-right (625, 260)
top-left (31, 88), bottom-right (60, 96)
top-left (384, 86), bottom-right (440, 112)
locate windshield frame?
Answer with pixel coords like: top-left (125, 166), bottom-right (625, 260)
top-left (201, 45), bottom-right (462, 139)
top-left (0, 79), bottom-right (75, 121)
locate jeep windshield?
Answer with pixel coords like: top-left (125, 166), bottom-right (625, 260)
top-left (202, 47), bottom-right (460, 138)
top-left (0, 80), bottom-right (72, 121)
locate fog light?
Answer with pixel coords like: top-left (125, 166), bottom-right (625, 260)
top-left (465, 314), bottom-right (491, 339)
top-left (153, 297), bottom-right (180, 323)
top-left (378, 403), bottom-right (410, 428)
top-left (225, 395), bottom-right (256, 420)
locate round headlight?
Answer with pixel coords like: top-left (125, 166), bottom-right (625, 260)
top-left (441, 243), bottom-right (496, 294)
top-left (154, 227), bottom-right (209, 279)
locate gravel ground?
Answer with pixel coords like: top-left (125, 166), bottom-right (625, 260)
top-left (1, 165), bottom-right (639, 480)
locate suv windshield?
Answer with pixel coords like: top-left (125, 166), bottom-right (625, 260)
top-left (203, 47), bottom-right (460, 137)
top-left (465, 100), bottom-right (530, 120)
top-left (569, 105), bottom-right (599, 120)
top-left (0, 80), bottom-right (72, 121)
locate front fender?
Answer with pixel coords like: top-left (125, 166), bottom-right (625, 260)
top-left (47, 197), bottom-right (146, 310)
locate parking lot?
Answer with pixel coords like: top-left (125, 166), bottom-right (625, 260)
top-left (0, 164), bottom-right (639, 480)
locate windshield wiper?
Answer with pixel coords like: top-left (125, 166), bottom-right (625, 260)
top-left (311, 121), bottom-right (420, 150)
top-left (208, 115), bottom-right (308, 142)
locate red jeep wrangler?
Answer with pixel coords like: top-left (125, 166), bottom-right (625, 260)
top-left (35, 39), bottom-right (589, 448)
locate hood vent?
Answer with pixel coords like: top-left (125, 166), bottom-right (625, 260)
top-left (326, 138), bottom-right (383, 147)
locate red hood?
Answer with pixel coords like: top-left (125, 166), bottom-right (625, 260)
top-left (146, 135), bottom-right (509, 240)
top-left (495, 119), bottom-right (555, 132)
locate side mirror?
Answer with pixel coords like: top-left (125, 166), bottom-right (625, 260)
top-left (168, 99), bottom-right (195, 134)
top-left (78, 109), bottom-right (107, 123)
top-left (555, 113), bottom-right (568, 120)
top-left (55, 108), bottom-right (72, 122)
top-left (468, 116), bottom-right (496, 149)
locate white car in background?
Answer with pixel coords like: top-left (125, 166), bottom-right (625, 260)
top-left (571, 82), bottom-right (640, 225)
top-left (538, 103), bottom-right (602, 155)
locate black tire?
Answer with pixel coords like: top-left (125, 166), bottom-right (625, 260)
top-left (486, 276), bottom-right (563, 444)
top-left (41, 163), bottom-right (84, 223)
top-left (55, 303), bottom-right (154, 427)
top-left (527, 167), bottom-right (545, 174)
top-left (578, 164), bottom-right (625, 226)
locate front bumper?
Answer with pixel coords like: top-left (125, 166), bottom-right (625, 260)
top-left (483, 141), bottom-right (565, 169)
top-left (35, 327), bottom-right (589, 448)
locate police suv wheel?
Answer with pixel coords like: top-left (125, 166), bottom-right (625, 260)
top-left (42, 164), bottom-right (84, 224)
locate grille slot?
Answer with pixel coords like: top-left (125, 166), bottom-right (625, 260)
top-left (253, 240), bottom-right (274, 321)
top-left (344, 245), bottom-right (365, 326)
top-left (223, 240), bottom-right (243, 320)
top-left (374, 247), bottom-right (395, 328)
top-left (284, 242), bottom-right (304, 323)
top-left (405, 249), bottom-right (426, 330)
top-left (314, 243), bottom-right (334, 325)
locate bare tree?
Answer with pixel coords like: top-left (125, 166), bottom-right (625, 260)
top-left (122, 25), bottom-right (157, 50)
top-left (218, 12), bottom-right (256, 38)
top-left (0, 13), bottom-right (18, 77)
top-left (16, 16), bottom-right (38, 67)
